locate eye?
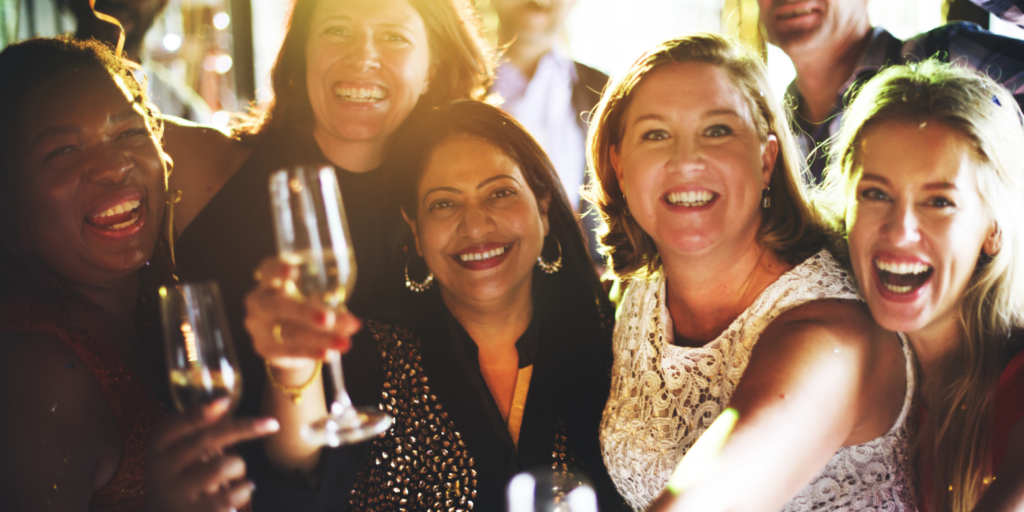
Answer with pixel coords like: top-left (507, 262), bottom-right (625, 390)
top-left (641, 129), bottom-right (669, 141)
top-left (492, 187), bottom-right (517, 199)
top-left (926, 196), bottom-right (956, 208)
top-left (324, 26), bottom-right (350, 37)
top-left (703, 125), bottom-right (733, 137)
top-left (382, 32), bottom-right (409, 43)
top-left (117, 127), bottom-right (149, 140)
top-left (45, 145), bottom-right (80, 160)
top-left (859, 188), bottom-right (890, 202)
top-left (428, 199), bottom-right (455, 212)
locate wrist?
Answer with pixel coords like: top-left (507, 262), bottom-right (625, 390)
top-left (265, 360), bottom-right (322, 404)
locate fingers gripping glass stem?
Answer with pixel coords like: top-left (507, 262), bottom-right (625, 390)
top-left (269, 167), bottom-right (392, 447)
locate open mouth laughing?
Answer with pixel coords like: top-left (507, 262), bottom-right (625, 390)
top-left (777, 7), bottom-right (816, 20)
top-left (334, 84), bottom-right (386, 104)
top-left (83, 191), bottom-right (147, 240)
top-left (665, 190), bottom-right (717, 208)
top-left (453, 242), bottom-right (515, 270)
top-left (874, 258), bottom-right (933, 294)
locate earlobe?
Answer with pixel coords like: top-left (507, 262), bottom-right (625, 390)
top-left (401, 208), bottom-right (423, 256)
top-left (983, 222), bottom-right (1002, 256)
top-left (762, 134), bottom-right (779, 184)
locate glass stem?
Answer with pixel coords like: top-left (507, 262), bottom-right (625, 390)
top-left (326, 349), bottom-right (354, 416)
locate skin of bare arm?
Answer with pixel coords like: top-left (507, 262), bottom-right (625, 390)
top-left (246, 258), bottom-right (359, 475)
top-left (0, 332), bottom-right (121, 511)
top-left (973, 419), bottom-right (1024, 511)
top-left (161, 116), bottom-right (253, 236)
top-left (648, 298), bottom-right (905, 512)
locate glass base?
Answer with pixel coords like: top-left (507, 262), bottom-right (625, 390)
top-left (302, 407), bottom-right (392, 447)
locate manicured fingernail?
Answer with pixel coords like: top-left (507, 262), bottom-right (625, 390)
top-left (257, 418), bottom-right (280, 432)
top-left (314, 310), bottom-right (335, 327)
top-left (332, 336), bottom-right (350, 350)
top-left (206, 397), bottom-right (230, 415)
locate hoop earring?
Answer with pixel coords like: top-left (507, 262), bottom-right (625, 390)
top-left (536, 236), bottom-right (562, 274)
top-left (405, 254), bottom-right (434, 292)
top-left (761, 186), bottom-right (771, 209)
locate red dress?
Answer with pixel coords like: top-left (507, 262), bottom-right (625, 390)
top-left (0, 301), bottom-right (167, 511)
top-left (992, 350), bottom-right (1024, 470)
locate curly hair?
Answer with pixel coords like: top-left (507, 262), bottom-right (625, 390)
top-left (582, 33), bottom-right (825, 279)
top-left (0, 36), bottom-right (173, 302)
top-left (817, 60), bottom-right (1024, 512)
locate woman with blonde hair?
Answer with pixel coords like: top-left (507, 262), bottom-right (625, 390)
top-left (592, 34), bottom-right (915, 511)
top-left (818, 60), bottom-right (1024, 512)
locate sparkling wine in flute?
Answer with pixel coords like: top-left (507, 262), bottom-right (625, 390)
top-left (269, 166), bottom-right (392, 447)
top-left (159, 281), bottom-right (243, 414)
top-left (169, 367), bottom-right (242, 411)
top-left (280, 248), bottom-right (353, 309)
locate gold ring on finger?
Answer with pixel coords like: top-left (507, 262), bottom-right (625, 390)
top-left (272, 323), bottom-right (285, 345)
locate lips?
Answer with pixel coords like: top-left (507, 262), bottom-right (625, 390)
top-left (452, 242), bottom-right (514, 270)
top-left (873, 257), bottom-right (933, 296)
top-left (83, 189), bottom-right (147, 240)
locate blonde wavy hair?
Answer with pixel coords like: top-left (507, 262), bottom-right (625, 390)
top-left (817, 60), bottom-right (1024, 512)
top-left (582, 33), bottom-right (825, 279)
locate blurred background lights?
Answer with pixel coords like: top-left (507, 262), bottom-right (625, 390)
top-left (211, 110), bottom-right (231, 128)
top-left (162, 33), bottom-right (182, 52)
top-left (213, 12), bottom-right (230, 30)
top-left (215, 54), bottom-right (233, 74)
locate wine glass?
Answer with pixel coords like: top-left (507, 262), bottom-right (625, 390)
top-left (158, 281), bottom-right (242, 413)
top-left (268, 165), bottom-right (392, 447)
top-left (507, 469), bottom-right (600, 512)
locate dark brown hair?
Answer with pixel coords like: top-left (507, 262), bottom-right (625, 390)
top-left (583, 33), bottom-right (825, 279)
top-left (239, 0), bottom-right (493, 144)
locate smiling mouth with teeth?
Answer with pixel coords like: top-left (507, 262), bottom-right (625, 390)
top-left (334, 86), bottom-right (386, 103)
top-left (778, 7), bottom-right (816, 19)
top-left (458, 243), bottom-right (513, 262)
top-left (87, 198), bottom-right (142, 231)
top-left (666, 190), bottom-right (716, 207)
top-left (875, 259), bottom-right (934, 294)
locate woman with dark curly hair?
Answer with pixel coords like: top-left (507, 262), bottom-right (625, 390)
top-left (0, 36), bottom-right (277, 512)
top-left (244, 101), bottom-right (630, 511)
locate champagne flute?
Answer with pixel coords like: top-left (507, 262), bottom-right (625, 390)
top-left (268, 166), bottom-right (392, 447)
top-left (507, 469), bottom-right (600, 512)
top-left (159, 281), bottom-right (243, 412)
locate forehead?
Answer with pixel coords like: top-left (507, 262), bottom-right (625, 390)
top-left (311, 0), bottom-right (424, 27)
top-left (419, 136), bottom-right (525, 191)
top-left (626, 61), bottom-right (753, 124)
top-left (18, 67), bottom-right (140, 141)
top-left (857, 121), bottom-right (979, 189)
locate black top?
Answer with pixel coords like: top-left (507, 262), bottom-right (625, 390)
top-left (174, 131), bottom-right (408, 416)
top-left (250, 283), bottom-right (628, 512)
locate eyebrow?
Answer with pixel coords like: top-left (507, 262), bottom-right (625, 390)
top-left (421, 174), bottom-right (519, 204)
top-left (631, 108), bottom-right (742, 125)
top-left (31, 109), bottom-right (142, 145)
top-left (860, 172), bottom-right (959, 190)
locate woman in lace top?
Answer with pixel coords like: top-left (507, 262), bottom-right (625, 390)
top-left (818, 61), bottom-right (1024, 512)
top-left (586, 34), bottom-right (915, 511)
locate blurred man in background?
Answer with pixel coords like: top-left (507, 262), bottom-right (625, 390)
top-left (491, 0), bottom-right (609, 266)
top-left (759, 0), bottom-right (1024, 182)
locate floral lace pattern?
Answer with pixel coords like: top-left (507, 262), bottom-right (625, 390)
top-left (599, 251), bottom-right (916, 511)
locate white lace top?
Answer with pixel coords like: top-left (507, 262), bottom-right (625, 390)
top-left (599, 250), bottom-right (917, 511)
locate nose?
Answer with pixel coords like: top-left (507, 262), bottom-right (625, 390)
top-left (84, 144), bottom-right (132, 185)
top-left (882, 199), bottom-right (922, 246)
top-left (667, 138), bottom-right (704, 174)
top-left (458, 203), bottom-right (496, 239)
top-left (345, 34), bottom-right (382, 73)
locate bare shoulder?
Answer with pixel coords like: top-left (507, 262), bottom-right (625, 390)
top-left (161, 116), bottom-right (254, 233)
top-left (0, 332), bottom-right (121, 509)
top-left (762, 299), bottom-right (885, 352)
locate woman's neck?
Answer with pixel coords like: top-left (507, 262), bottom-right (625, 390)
top-left (662, 238), bottom-right (793, 345)
top-left (312, 128), bottom-right (386, 173)
top-left (441, 280), bottom-right (534, 353)
top-left (906, 317), bottom-right (963, 408)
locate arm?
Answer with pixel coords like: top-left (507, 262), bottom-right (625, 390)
top-left (967, 0), bottom-right (1024, 26)
top-left (649, 299), bottom-right (905, 512)
top-left (0, 332), bottom-right (120, 511)
top-left (246, 258), bottom-right (361, 476)
top-left (161, 116), bottom-right (252, 235)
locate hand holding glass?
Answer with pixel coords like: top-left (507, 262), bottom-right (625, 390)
top-left (268, 166), bottom-right (392, 446)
